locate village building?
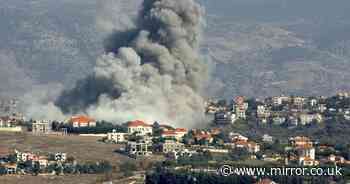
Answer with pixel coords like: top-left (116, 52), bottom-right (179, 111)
top-left (38, 156), bottom-right (49, 168)
top-left (126, 141), bottom-right (152, 157)
top-left (69, 115), bottom-right (96, 128)
top-left (262, 134), bottom-right (274, 143)
top-left (161, 140), bottom-right (185, 154)
top-left (193, 131), bottom-right (214, 144)
top-left (4, 163), bottom-right (17, 175)
top-left (258, 118), bottom-right (268, 124)
top-left (166, 149), bottom-right (195, 160)
top-left (229, 132), bottom-right (249, 142)
top-left (293, 96), bottom-right (306, 107)
top-left (328, 154), bottom-right (347, 164)
top-left (32, 120), bottom-right (51, 134)
top-left (299, 156), bottom-right (319, 166)
top-left (296, 145), bottom-right (316, 160)
top-left (0, 116), bottom-right (12, 127)
top-left (159, 124), bottom-right (174, 131)
top-left (161, 128), bottom-right (187, 141)
top-left (232, 141), bottom-right (260, 153)
top-left (106, 130), bottom-right (127, 143)
top-left (234, 96), bottom-right (248, 120)
top-left (272, 96), bottom-right (290, 106)
top-left (309, 98), bottom-right (318, 107)
top-left (289, 136), bottom-right (313, 147)
top-left (228, 133), bottom-right (260, 153)
top-left (318, 103), bottom-right (327, 113)
top-left (235, 106), bottom-right (247, 120)
top-left (257, 105), bottom-right (271, 118)
top-left (54, 153), bottom-right (67, 162)
top-left (288, 115), bottom-right (299, 126)
top-left (272, 116), bottom-right (286, 125)
top-left (299, 113), bottom-right (323, 125)
top-left (127, 120), bottom-right (153, 136)
top-left (214, 111), bottom-right (235, 124)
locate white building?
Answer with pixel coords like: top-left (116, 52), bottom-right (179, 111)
top-left (161, 140), bottom-right (185, 154)
top-left (32, 120), bottom-right (51, 134)
top-left (126, 141), bottom-right (152, 157)
top-left (262, 134), bottom-right (273, 143)
top-left (272, 116), bottom-right (286, 125)
top-left (235, 107), bottom-right (247, 120)
top-left (55, 153), bottom-right (67, 162)
top-left (299, 113), bottom-right (322, 125)
top-left (161, 128), bottom-right (188, 141)
top-left (69, 115), bottom-right (96, 128)
top-left (127, 120), bottom-right (153, 136)
top-left (272, 96), bottom-right (290, 106)
top-left (106, 130), bottom-right (127, 143)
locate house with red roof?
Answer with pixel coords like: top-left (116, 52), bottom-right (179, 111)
top-left (69, 115), bottom-right (96, 128)
top-left (193, 131), bottom-right (214, 144)
top-left (127, 120), bottom-right (153, 136)
top-left (161, 128), bottom-right (188, 141)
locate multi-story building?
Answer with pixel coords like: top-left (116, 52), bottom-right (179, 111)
top-left (32, 120), bottom-right (51, 134)
top-left (161, 140), bottom-right (185, 154)
top-left (262, 134), bottom-right (274, 143)
top-left (257, 105), bottom-right (271, 118)
top-left (106, 130), bottom-right (127, 143)
top-left (299, 113), bottom-right (323, 125)
top-left (161, 128), bottom-right (188, 141)
top-left (235, 107), bottom-right (247, 120)
top-left (54, 152), bottom-right (67, 162)
top-left (127, 120), bottom-right (153, 136)
top-left (293, 96), bottom-right (306, 107)
top-left (289, 136), bottom-right (313, 147)
top-left (126, 141), bottom-right (152, 157)
top-left (214, 111), bottom-right (235, 124)
top-left (69, 115), bottom-right (96, 128)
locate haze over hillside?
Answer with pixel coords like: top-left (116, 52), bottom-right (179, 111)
top-left (1, 0), bottom-right (350, 99)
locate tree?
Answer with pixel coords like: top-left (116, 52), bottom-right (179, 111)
top-left (63, 164), bottom-right (74, 174)
top-left (0, 166), bottom-right (6, 175)
top-left (7, 154), bottom-right (17, 163)
top-left (32, 161), bottom-right (40, 175)
top-left (120, 161), bottom-right (137, 177)
top-left (229, 148), bottom-right (249, 161)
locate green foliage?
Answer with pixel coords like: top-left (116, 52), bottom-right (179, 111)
top-left (0, 166), bottom-right (7, 175)
top-left (229, 148), bottom-right (249, 161)
top-left (7, 154), bottom-right (17, 163)
top-left (120, 161), bottom-right (137, 177)
top-left (146, 168), bottom-right (254, 184)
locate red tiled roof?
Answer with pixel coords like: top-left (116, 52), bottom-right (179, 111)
top-left (162, 130), bottom-right (177, 136)
top-left (235, 140), bottom-right (249, 146)
top-left (175, 128), bottom-right (187, 132)
top-left (194, 133), bottom-right (212, 140)
top-left (128, 120), bottom-right (151, 127)
top-left (296, 144), bottom-right (313, 150)
top-left (159, 124), bottom-right (174, 130)
top-left (70, 115), bottom-right (95, 124)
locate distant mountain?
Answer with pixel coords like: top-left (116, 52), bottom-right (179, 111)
top-left (1, 0), bottom-right (350, 99)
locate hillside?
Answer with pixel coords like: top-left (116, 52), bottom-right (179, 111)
top-left (1, 0), bottom-right (350, 99)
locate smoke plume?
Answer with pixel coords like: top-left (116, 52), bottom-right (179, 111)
top-left (56, 0), bottom-right (208, 127)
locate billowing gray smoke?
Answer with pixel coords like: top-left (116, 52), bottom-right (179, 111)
top-left (56, 0), bottom-right (208, 127)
